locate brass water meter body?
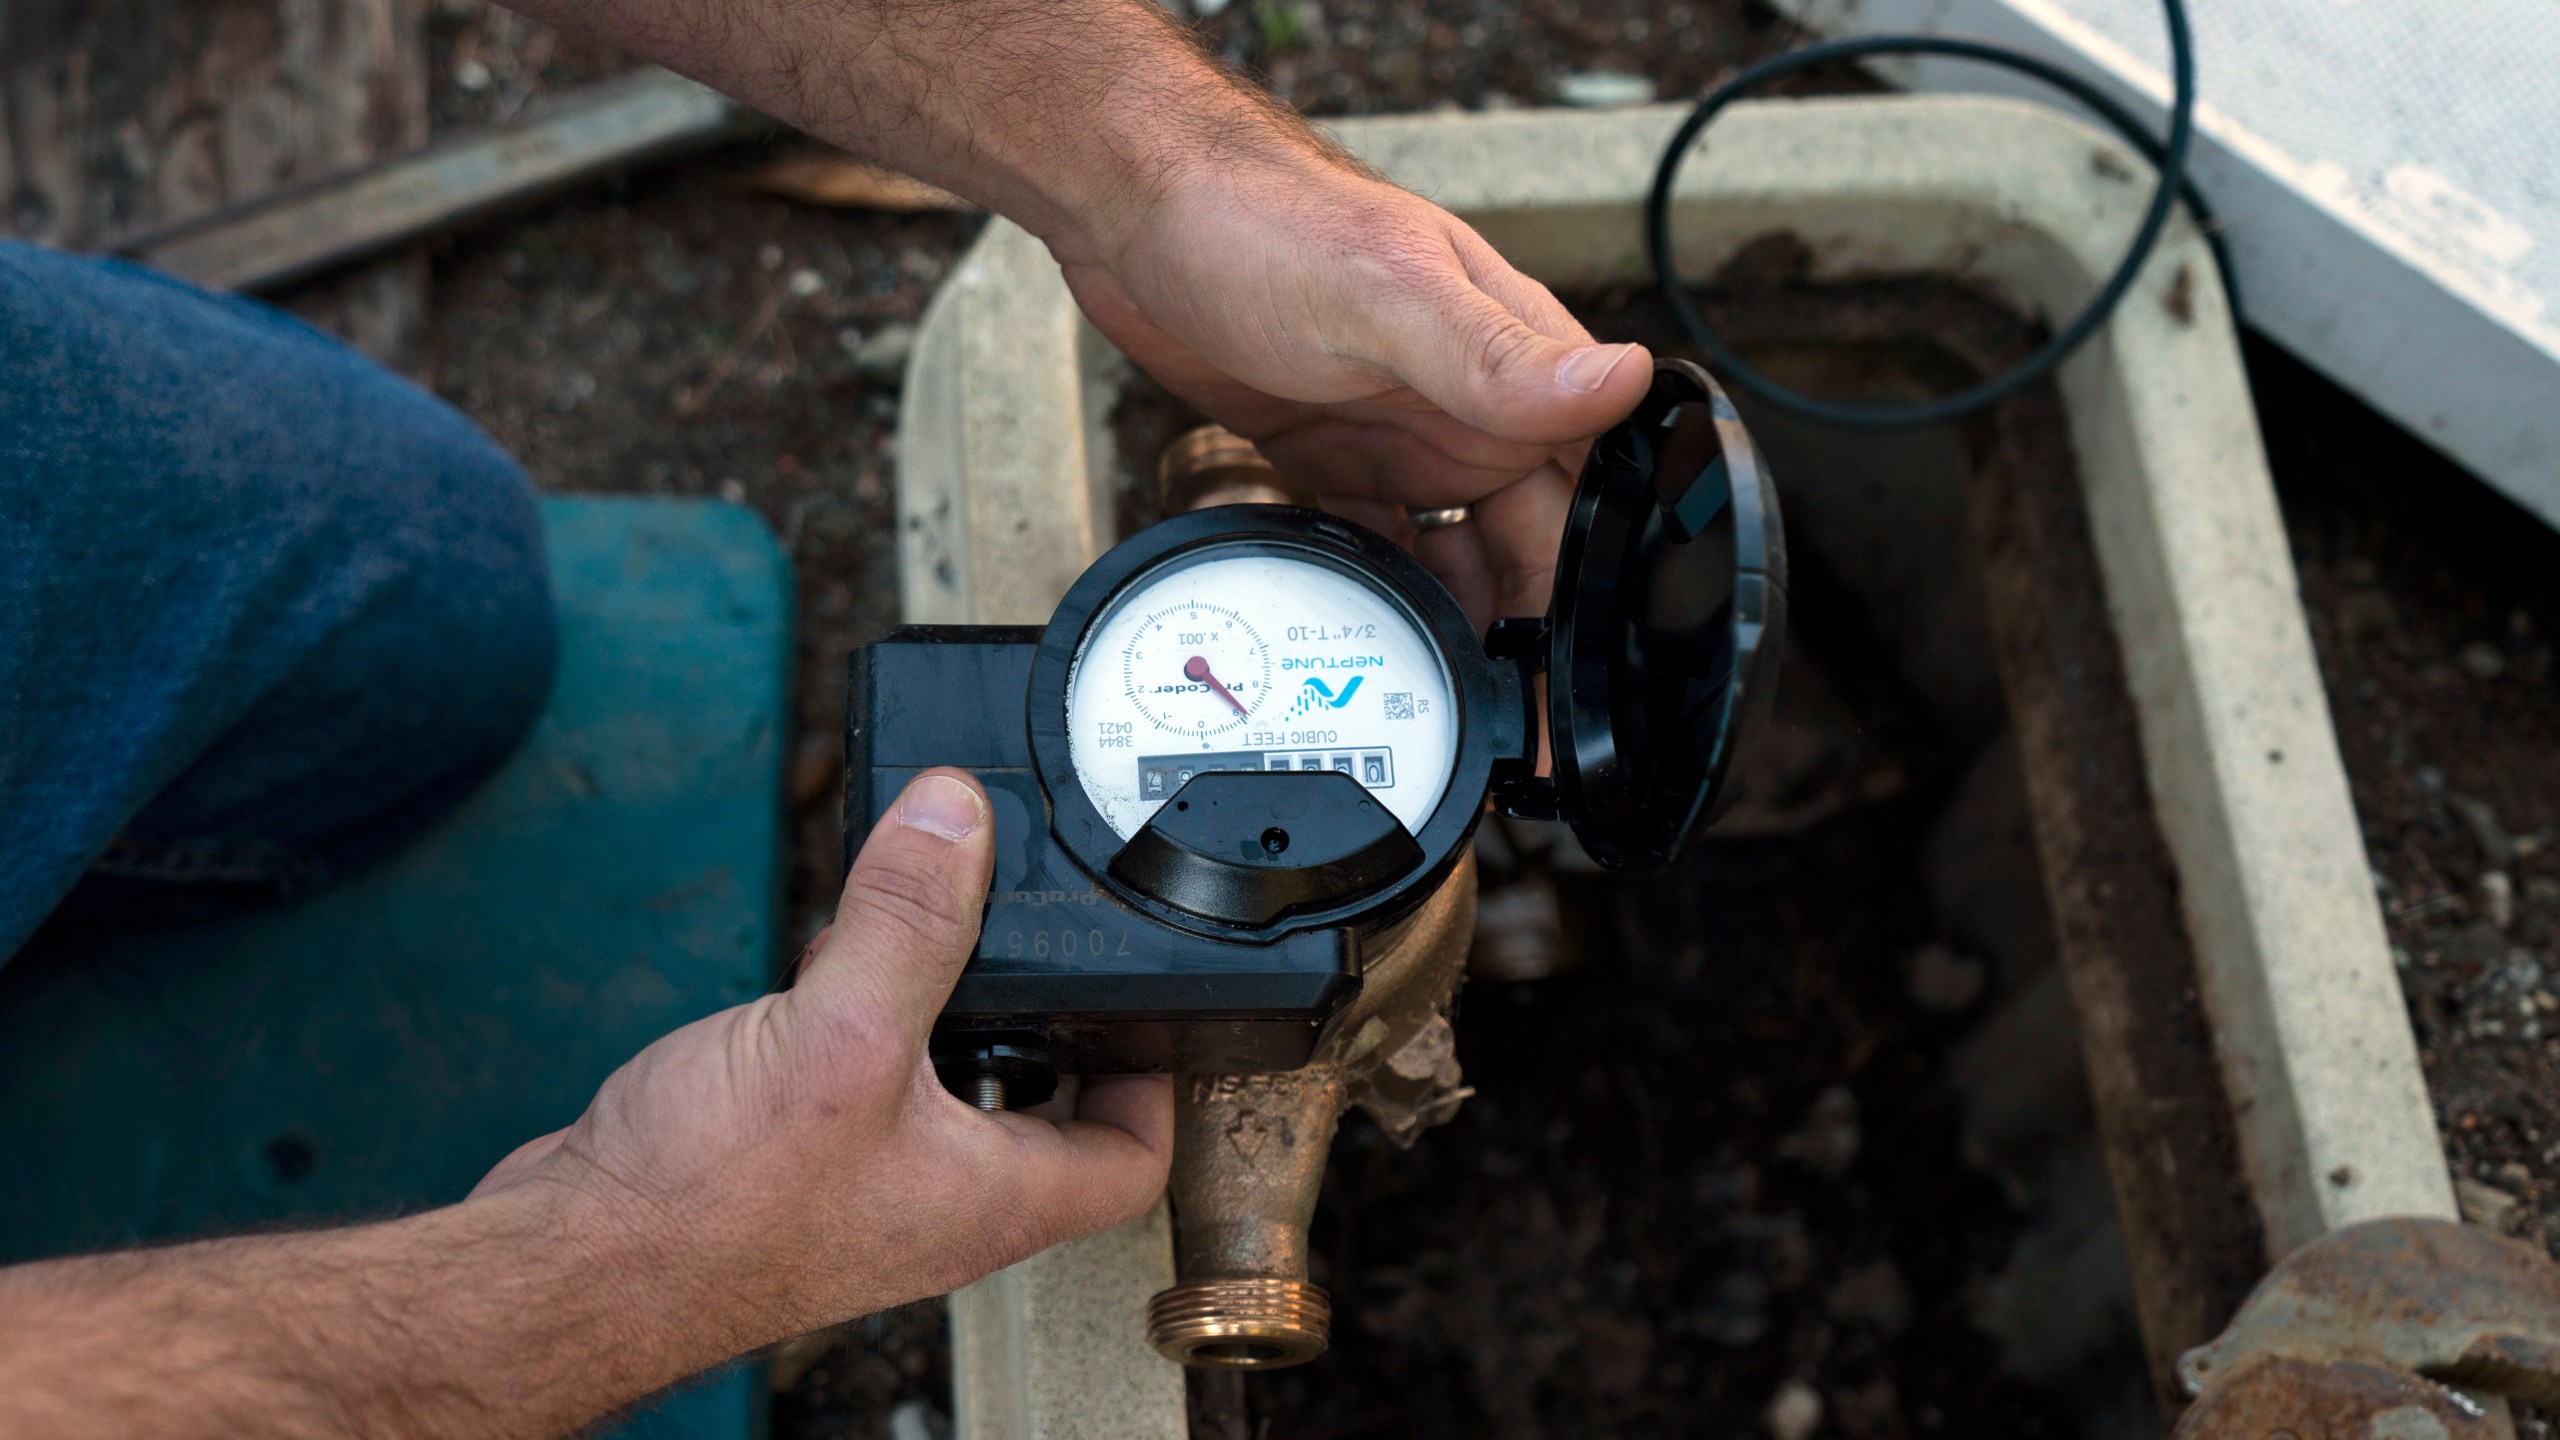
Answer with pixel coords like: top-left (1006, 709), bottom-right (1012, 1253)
top-left (1151, 847), bottom-right (1477, 1366)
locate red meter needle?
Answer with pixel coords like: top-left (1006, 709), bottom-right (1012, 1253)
top-left (1184, 654), bottom-right (1249, 717)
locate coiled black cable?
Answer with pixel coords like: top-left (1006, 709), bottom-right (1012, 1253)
top-left (1645, 0), bottom-right (2217, 429)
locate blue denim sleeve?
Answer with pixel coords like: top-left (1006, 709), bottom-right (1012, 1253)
top-left (0, 243), bottom-right (557, 958)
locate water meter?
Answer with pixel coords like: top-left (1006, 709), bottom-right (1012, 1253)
top-left (845, 360), bottom-right (1786, 1105)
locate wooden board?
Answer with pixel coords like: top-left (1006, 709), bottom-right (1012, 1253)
top-left (114, 69), bottom-right (746, 295)
top-left (1, 0), bottom-right (430, 369)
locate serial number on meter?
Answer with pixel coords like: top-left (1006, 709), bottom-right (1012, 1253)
top-left (1064, 549), bottom-right (1461, 839)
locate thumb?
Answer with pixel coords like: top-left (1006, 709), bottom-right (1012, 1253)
top-left (796, 769), bottom-right (994, 1051)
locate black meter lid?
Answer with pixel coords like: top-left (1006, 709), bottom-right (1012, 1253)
top-left (1492, 358), bottom-right (1788, 870)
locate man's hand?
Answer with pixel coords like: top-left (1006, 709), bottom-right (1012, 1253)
top-left (471, 767), bottom-right (1171, 1340)
top-left (1059, 149), bottom-right (1646, 627)
top-left (498, 0), bottom-right (1649, 625)
top-left (0, 771), bottom-right (1168, 1440)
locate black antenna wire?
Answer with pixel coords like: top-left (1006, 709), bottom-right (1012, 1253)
top-left (1644, 0), bottom-right (2222, 429)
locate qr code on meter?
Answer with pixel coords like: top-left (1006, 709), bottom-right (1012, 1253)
top-left (1382, 691), bottom-right (1416, 720)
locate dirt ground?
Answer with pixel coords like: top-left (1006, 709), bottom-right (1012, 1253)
top-left (1176, 0), bottom-right (1814, 113)
top-left (1231, 568), bottom-right (2081, 1440)
top-left (402, 3), bottom-right (2560, 1438)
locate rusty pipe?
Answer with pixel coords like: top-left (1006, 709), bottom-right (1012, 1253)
top-left (1150, 1068), bottom-right (1345, 1368)
top-left (1149, 853), bottom-right (1478, 1368)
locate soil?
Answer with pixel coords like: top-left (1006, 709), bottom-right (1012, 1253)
top-left (425, 0), bottom-right (634, 136)
top-left (1240, 565), bottom-right (2077, 1440)
top-left (1174, 0), bottom-right (1835, 116)
top-left (396, 2), bottom-right (2560, 1437)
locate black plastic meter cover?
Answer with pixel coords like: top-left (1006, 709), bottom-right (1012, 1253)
top-left (1492, 359), bottom-right (1788, 869)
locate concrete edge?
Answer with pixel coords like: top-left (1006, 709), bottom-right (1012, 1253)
top-left (896, 219), bottom-right (1103, 626)
top-left (950, 1203), bottom-right (1184, 1440)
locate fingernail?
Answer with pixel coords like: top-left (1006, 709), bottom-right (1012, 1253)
top-left (1556, 343), bottom-right (1636, 394)
top-left (897, 774), bottom-right (985, 841)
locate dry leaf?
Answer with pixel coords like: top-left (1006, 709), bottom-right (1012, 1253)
top-left (746, 152), bottom-right (970, 212)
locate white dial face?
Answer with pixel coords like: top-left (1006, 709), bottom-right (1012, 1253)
top-left (1065, 549), bottom-right (1462, 840)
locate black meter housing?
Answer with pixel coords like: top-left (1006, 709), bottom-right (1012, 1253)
top-left (845, 360), bottom-right (1786, 1102)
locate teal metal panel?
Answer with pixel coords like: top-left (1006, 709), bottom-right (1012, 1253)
top-left (0, 497), bottom-right (789, 1439)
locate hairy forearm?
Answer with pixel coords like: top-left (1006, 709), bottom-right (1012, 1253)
top-left (507, 0), bottom-right (1330, 259)
top-left (0, 1182), bottom-right (722, 1440)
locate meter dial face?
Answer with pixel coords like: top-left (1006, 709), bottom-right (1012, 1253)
top-left (1065, 548), bottom-right (1462, 840)
top-left (1116, 600), bottom-right (1273, 739)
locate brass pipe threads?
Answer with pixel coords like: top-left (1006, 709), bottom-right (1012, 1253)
top-left (1145, 1278), bottom-right (1332, 1369)
top-left (967, 1073), bottom-right (1007, 1111)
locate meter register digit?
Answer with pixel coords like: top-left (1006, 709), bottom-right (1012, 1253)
top-left (844, 360), bottom-right (1787, 1104)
